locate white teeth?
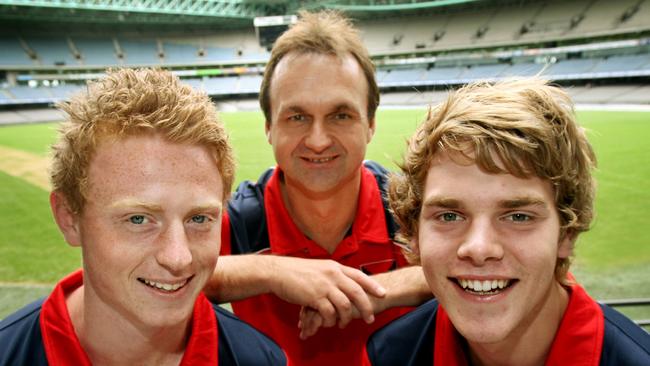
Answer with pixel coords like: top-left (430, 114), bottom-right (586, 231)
top-left (307, 157), bottom-right (333, 163)
top-left (142, 278), bottom-right (187, 292)
top-left (458, 278), bottom-right (511, 293)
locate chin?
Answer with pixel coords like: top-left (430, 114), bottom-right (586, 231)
top-left (453, 319), bottom-right (514, 345)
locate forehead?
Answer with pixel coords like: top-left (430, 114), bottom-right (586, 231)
top-left (269, 51), bottom-right (368, 114)
top-left (422, 152), bottom-right (555, 206)
top-left (86, 134), bottom-right (223, 200)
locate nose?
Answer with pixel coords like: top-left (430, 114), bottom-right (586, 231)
top-left (303, 119), bottom-right (333, 153)
top-left (457, 218), bottom-right (504, 265)
top-left (155, 221), bottom-right (193, 274)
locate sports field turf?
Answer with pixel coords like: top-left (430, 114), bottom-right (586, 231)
top-left (0, 108), bottom-right (649, 325)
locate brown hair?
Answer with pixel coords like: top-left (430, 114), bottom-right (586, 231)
top-left (51, 68), bottom-right (235, 213)
top-left (259, 10), bottom-right (379, 123)
top-left (389, 78), bottom-right (596, 283)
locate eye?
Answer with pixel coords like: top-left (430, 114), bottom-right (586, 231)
top-left (438, 212), bottom-right (463, 222)
top-left (506, 213), bottom-right (531, 222)
top-left (288, 114), bottom-right (306, 122)
top-left (333, 113), bottom-right (351, 120)
top-left (129, 215), bottom-right (147, 225)
top-left (190, 215), bottom-right (208, 224)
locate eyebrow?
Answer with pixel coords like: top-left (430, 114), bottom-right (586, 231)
top-left (498, 197), bottom-right (548, 209)
top-left (285, 106), bottom-right (306, 114)
top-left (422, 197), bottom-right (461, 209)
top-left (422, 196), bottom-right (549, 210)
top-left (110, 200), bottom-right (164, 212)
top-left (110, 199), bottom-right (222, 214)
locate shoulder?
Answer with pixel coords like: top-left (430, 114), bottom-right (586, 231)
top-left (226, 168), bottom-right (275, 254)
top-left (366, 299), bottom-right (438, 366)
top-left (0, 298), bottom-right (48, 366)
top-left (214, 305), bottom-right (287, 366)
top-left (599, 303), bottom-right (650, 365)
top-left (363, 160), bottom-right (390, 189)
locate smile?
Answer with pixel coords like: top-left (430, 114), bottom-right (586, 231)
top-left (302, 156), bottom-right (336, 163)
top-left (138, 277), bottom-right (191, 293)
top-left (455, 278), bottom-right (515, 295)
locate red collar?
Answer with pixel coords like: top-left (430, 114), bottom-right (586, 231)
top-left (264, 165), bottom-right (390, 260)
top-left (433, 283), bottom-right (604, 366)
top-left (40, 269), bottom-right (219, 365)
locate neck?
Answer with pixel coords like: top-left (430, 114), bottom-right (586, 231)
top-left (281, 169), bottom-right (362, 254)
top-left (67, 285), bottom-right (190, 366)
top-left (467, 282), bottom-right (570, 366)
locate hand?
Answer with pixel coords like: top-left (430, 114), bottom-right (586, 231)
top-left (268, 256), bottom-right (386, 332)
top-left (298, 297), bottom-right (377, 339)
top-left (297, 265), bottom-right (434, 339)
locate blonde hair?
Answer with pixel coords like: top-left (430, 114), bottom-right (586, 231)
top-left (51, 68), bottom-right (235, 213)
top-left (389, 78), bottom-right (596, 283)
top-left (259, 10), bottom-right (379, 122)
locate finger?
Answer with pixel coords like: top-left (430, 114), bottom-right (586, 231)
top-left (299, 308), bottom-right (323, 339)
top-left (313, 298), bottom-right (337, 328)
top-left (342, 266), bottom-right (386, 298)
top-left (327, 290), bottom-right (354, 328)
top-left (336, 270), bottom-right (377, 324)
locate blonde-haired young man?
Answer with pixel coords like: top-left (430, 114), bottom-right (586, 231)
top-left (0, 68), bottom-right (286, 366)
top-left (366, 78), bottom-right (650, 365)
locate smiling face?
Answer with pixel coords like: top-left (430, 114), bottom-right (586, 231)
top-left (417, 152), bottom-right (572, 347)
top-left (266, 52), bottom-right (375, 195)
top-left (56, 134), bottom-right (223, 330)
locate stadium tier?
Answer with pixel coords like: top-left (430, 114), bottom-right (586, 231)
top-left (1, 0), bottom-right (649, 107)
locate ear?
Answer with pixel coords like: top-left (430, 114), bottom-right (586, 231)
top-left (265, 121), bottom-right (272, 144)
top-left (557, 231), bottom-right (576, 259)
top-left (410, 236), bottom-right (420, 255)
top-left (50, 191), bottom-right (82, 247)
top-left (367, 117), bottom-right (376, 143)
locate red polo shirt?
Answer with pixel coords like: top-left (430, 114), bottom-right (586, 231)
top-left (221, 166), bottom-right (413, 366)
top-left (39, 270), bottom-right (219, 365)
top-left (434, 283), bottom-right (604, 366)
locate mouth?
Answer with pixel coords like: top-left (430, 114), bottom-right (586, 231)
top-left (453, 277), bottom-right (516, 296)
top-left (138, 276), bottom-right (193, 293)
top-left (301, 156), bottom-right (337, 164)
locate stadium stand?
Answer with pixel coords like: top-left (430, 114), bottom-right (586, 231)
top-left (23, 37), bottom-right (79, 66)
top-left (117, 38), bottom-right (161, 65)
top-left (0, 37), bottom-right (33, 66)
top-left (162, 42), bottom-right (200, 64)
top-left (0, 0), bottom-right (648, 108)
top-left (73, 37), bottom-right (119, 66)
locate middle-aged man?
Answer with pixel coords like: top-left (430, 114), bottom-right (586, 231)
top-left (204, 10), bottom-right (431, 366)
top-left (365, 78), bottom-right (650, 365)
top-left (0, 68), bottom-right (286, 366)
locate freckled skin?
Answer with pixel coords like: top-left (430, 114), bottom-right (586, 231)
top-left (73, 134), bottom-right (224, 332)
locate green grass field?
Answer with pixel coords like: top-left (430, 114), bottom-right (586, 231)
top-left (1, 108), bottom-right (649, 325)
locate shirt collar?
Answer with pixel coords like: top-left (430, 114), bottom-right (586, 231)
top-left (264, 165), bottom-right (390, 259)
top-left (40, 269), bottom-right (219, 366)
top-left (433, 283), bottom-right (603, 366)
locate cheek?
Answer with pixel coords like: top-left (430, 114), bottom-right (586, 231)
top-left (418, 233), bottom-right (448, 282)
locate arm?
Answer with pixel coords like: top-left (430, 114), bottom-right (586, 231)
top-left (203, 254), bottom-right (387, 327)
top-left (298, 265), bottom-right (432, 339)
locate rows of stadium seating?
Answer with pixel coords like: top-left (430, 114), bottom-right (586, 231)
top-left (360, 0), bottom-right (649, 55)
top-left (3, 83), bottom-right (649, 125)
top-left (361, 0), bottom-right (650, 54)
top-left (377, 51), bottom-right (650, 87)
top-left (1, 0), bottom-right (647, 67)
top-left (0, 35), bottom-right (267, 67)
top-left (2, 50), bottom-right (648, 105)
